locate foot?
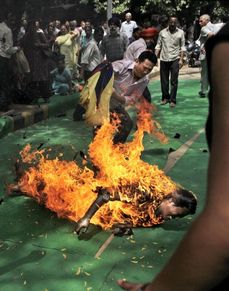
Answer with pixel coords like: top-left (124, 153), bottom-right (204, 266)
top-left (160, 99), bottom-right (169, 105)
top-left (170, 102), bottom-right (176, 107)
top-left (117, 279), bottom-right (149, 290)
top-left (199, 91), bottom-right (206, 98)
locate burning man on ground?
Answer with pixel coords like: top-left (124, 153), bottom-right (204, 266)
top-left (10, 101), bottom-right (197, 235)
top-left (10, 53), bottom-right (197, 234)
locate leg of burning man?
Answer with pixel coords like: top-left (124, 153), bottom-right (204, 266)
top-left (110, 98), bottom-right (133, 144)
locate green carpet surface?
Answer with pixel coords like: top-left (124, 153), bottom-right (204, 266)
top-left (0, 79), bottom-right (209, 290)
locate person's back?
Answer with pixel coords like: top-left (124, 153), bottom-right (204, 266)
top-left (125, 37), bottom-right (146, 61)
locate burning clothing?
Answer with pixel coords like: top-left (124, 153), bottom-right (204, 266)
top-left (13, 115), bottom-right (196, 232)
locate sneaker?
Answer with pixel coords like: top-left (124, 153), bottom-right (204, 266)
top-left (199, 91), bottom-right (206, 98)
top-left (170, 102), bottom-right (176, 107)
top-left (160, 99), bottom-right (169, 105)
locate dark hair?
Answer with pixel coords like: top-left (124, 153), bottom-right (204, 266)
top-left (138, 50), bottom-right (157, 65)
top-left (108, 17), bottom-right (121, 28)
top-left (168, 188), bottom-right (197, 215)
top-left (133, 27), bottom-right (141, 34)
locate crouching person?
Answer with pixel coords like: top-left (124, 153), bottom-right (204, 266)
top-left (51, 55), bottom-right (72, 95)
top-left (73, 51), bottom-right (157, 143)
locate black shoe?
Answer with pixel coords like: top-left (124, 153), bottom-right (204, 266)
top-left (199, 91), bottom-right (206, 98)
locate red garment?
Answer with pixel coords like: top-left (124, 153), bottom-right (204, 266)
top-left (141, 27), bottom-right (158, 39)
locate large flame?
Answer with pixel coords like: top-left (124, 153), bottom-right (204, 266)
top-left (15, 100), bottom-right (178, 230)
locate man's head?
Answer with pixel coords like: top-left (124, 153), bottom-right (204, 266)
top-left (133, 50), bottom-right (157, 79)
top-left (168, 17), bottom-right (178, 32)
top-left (55, 20), bottom-right (61, 29)
top-left (70, 20), bottom-right (77, 31)
top-left (125, 12), bottom-right (132, 22)
top-left (199, 14), bottom-right (211, 28)
top-left (48, 22), bottom-right (54, 34)
top-left (156, 188), bottom-right (197, 220)
top-left (60, 24), bottom-right (68, 35)
top-left (132, 27), bottom-right (143, 40)
top-left (108, 17), bottom-right (121, 36)
top-left (85, 25), bottom-right (93, 38)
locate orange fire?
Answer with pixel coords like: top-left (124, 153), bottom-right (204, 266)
top-left (14, 100), bottom-right (179, 230)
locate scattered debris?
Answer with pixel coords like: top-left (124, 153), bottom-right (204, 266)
top-left (173, 133), bottom-right (181, 139)
top-left (168, 147), bottom-right (175, 153)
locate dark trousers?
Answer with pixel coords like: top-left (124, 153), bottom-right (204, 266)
top-left (110, 98), bottom-right (133, 144)
top-left (160, 59), bottom-right (180, 103)
top-left (143, 86), bottom-right (151, 103)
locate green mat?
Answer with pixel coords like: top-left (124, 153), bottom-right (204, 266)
top-left (0, 79), bottom-right (209, 290)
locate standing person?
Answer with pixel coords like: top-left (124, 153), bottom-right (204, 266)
top-left (79, 25), bottom-right (102, 82)
top-left (125, 27), bottom-right (159, 61)
top-left (118, 1), bottom-right (229, 290)
top-left (100, 16), bottom-right (129, 62)
top-left (69, 20), bottom-right (80, 79)
top-left (21, 20), bottom-right (51, 103)
top-left (55, 24), bottom-right (79, 77)
top-left (120, 12), bottom-right (138, 41)
top-left (125, 27), bottom-right (159, 103)
top-left (198, 14), bottom-right (215, 98)
top-left (155, 16), bottom-right (186, 107)
top-left (0, 9), bottom-right (19, 111)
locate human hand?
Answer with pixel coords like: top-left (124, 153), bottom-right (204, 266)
top-left (117, 279), bottom-right (150, 290)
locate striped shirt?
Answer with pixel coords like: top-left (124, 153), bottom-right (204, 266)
top-left (100, 31), bottom-right (129, 62)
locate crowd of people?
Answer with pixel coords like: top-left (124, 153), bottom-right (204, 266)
top-left (1, 2), bottom-right (229, 290)
top-left (0, 9), bottom-right (219, 113)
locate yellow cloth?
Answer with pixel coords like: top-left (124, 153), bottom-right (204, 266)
top-left (80, 68), bottom-right (114, 126)
top-left (56, 33), bottom-right (79, 72)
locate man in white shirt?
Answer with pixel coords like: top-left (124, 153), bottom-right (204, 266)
top-left (0, 10), bottom-right (19, 111)
top-left (155, 16), bottom-right (186, 107)
top-left (120, 12), bottom-right (138, 40)
top-left (198, 14), bottom-right (215, 98)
